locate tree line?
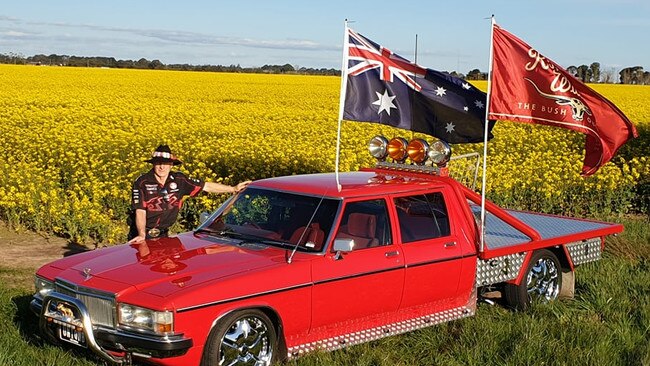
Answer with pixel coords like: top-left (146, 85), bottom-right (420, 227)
top-left (0, 53), bottom-right (339, 76)
top-left (566, 62), bottom-right (650, 84)
top-left (451, 62), bottom-right (649, 85)
top-left (0, 52), bottom-right (647, 83)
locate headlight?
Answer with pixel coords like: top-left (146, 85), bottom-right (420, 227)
top-left (118, 303), bottom-right (173, 335)
top-left (34, 276), bottom-right (54, 299)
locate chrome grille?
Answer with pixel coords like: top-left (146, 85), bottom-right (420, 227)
top-left (54, 279), bottom-right (116, 328)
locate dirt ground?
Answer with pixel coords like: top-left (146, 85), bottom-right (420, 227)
top-left (0, 221), bottom-right (89, 289)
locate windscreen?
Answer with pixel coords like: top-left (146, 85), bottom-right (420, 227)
top-left (202, 188), bottom-right (340, 252)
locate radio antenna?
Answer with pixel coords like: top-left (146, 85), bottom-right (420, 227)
top-left (287, 194), bottom-right (326, 264)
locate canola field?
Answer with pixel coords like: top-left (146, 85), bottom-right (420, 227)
top-left (0, 64), bottom-right (648, 244)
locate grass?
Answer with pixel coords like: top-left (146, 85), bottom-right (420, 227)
top-left (1, 215), bottom-right (648, 366)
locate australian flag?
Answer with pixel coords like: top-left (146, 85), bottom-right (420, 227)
top-left (342, 27), bottom-right (494, 143)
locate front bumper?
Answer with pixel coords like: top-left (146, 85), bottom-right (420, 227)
top-left (31, 293), bottom-right (192, 365)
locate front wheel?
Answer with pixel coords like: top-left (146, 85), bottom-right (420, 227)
top-left (202, 309), bottom-right (277, 366)
top-left (505, 249), bottom-right (562, 311)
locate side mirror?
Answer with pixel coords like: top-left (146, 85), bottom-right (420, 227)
top-left (333, 238), bottom-right (355, 260)
top-left (199, 212), bottom-right (210, 224)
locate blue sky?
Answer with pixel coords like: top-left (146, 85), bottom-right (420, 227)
top-left (1, 0), bottom-right (647, 73)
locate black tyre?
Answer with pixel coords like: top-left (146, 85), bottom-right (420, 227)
top-left (505, 249), bottom-right (562, 311)
top-left (202, 309), bottom-right (277, 366)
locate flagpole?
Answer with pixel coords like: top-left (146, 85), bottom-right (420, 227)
top-left (335, 19), bottom-right (350, 192)
top-left (479, 15), bottom-right (496, 253)
top-left (414, 34), bottom-right (418, 65)
top-left (412, 33), bottom-right (418, 141)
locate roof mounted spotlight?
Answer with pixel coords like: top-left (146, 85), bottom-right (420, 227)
top-left (406, 138), bottom-right (429, 165)
top-left (368, 135), bottom-right (389, 161)
top-left (387, 137), bottom-right (409, 163)
top-left (427, 140), bottom-right (452, 167)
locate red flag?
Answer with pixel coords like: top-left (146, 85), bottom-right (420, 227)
top-left (488, 24), bottom-right (638, 176)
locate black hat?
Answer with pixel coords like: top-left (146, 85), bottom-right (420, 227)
top-left (145, 145), bottom-right (182, 166)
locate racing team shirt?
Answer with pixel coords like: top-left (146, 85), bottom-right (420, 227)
top-left (131, 170), bottom-right (205, 232)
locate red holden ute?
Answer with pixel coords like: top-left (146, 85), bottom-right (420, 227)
top-left (32, 136), bottom-right (621, 366)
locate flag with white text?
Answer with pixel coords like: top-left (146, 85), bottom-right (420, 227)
top-left (342, 27), bottom-right (494, 143)
top-left (488, 24), bottom-right (638, 176)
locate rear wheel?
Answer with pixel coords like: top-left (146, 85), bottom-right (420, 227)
top-left (202, 309), bottom-right (277, 366)
top-left (505, 249), bottom-right (562, 311)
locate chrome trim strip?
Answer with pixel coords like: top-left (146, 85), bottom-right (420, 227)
top-left (179, 252), bottom-right (477, 313)
top-left (288, 304), bottom-right (474, 357)
top-left (178, 251), bottom-right (477, 314)
top-left (96, 325), bottom-right (186, 345)
top-left (55, 278), bottom-right (116, 301)
top-left (176, 283), bottom-right (313, 313)
top-left (314, 265), bottom-right (404, 285)
top-left (178, 263), bottom-right (407, 313)
top-left (406, 253), bottom-right (475, 269)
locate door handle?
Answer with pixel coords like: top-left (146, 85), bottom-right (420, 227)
top-left (444, 241), bottom-right (457, 248)
top-left (385, 250), bottom-right (400, 258)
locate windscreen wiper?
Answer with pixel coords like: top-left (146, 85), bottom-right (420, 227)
top-left (193, 227), bottom-right (221, 236)
top-left (194, 226), bottom-right (239, 237)
top-left (195, 227), bottom-right (295, 249)
top-left (233, 234), bottom-right (294, 248)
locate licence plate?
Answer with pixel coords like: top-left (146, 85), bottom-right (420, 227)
top-left (58, 322), bottom-right (86, 347)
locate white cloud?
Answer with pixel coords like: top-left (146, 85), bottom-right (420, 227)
top-left (2, 30), bottom-right (29, 37)
top-left (3, 16), bottom-right (334, 51)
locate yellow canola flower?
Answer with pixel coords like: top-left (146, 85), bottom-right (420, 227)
top-left (0, 65), bottom-right (647, 244)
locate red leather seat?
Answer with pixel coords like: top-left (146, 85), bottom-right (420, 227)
top-left (289, 223), bottom-right (325, 250)
top-left (336, 213), bottom-right (378, 249)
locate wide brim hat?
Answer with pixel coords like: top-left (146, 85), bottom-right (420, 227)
top-left (145, 144), bottom-right (182, 166)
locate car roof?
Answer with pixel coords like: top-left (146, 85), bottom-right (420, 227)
top-left (251, 167), bottom-right (454, 199)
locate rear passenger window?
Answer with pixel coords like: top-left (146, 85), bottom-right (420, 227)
top-left (335, 199), bottom-right (392, 249)
top-left (394, 192), bottom-right (451, 243)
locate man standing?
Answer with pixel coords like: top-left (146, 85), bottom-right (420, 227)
top-left (128, 145), bottom-right (250, 243)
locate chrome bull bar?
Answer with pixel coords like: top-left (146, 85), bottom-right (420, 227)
top-left (40, 292), bottom-right (130, 365)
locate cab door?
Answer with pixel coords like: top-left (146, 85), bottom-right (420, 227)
top-left (391, 189), bottom-right (465, 311)
top-left (310, 198), bottom-right (404, 331)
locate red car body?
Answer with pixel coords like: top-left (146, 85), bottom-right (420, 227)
top-left (31, 167), bottom-right (622, 365)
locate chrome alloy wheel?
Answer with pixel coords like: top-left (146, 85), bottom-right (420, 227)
top-left (526, 256), bottom-right (560, 303)
top-left (219, 315), bottom-right (273, 366)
